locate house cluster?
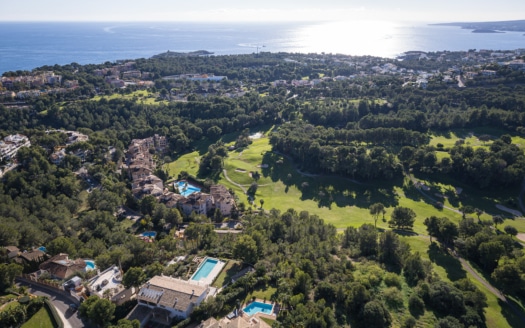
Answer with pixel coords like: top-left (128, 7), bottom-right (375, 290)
top-left (0, 71), bottom-right (81, 100)
top-left (127, 135), bottom-right (167, 199)
top-left (163, 73), bottom-right (227, 82)
top-left (48, 130), bottom-right (90, 165)
top-left (93, 61), bottom-right (154, 89)
top-left (0, 134), bottom-right (30, 161)
top-left (126, 135), bottom-right (235, 217)
top-left (1, 71), bottom-right (62, 89)
top-left (162, 184), bottom-right (236, 217)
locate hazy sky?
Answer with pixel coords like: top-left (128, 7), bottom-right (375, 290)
top-left (1, 0), bottom-right (524, 23)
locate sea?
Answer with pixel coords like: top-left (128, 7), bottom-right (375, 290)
top-left (1, 21), bottom-right (524, 74)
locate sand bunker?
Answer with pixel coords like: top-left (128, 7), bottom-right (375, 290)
top-left (518, 233), bottom-right (525, 243)
top-left (249, 132), bottom-right (263, 139)
top-left (496, 204), bottom-right (523, 217)
top-left (257, 164), bottom-right (269, 168)
top-left (235, 168), bottom-right (246, 173)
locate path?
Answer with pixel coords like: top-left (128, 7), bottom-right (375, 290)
top-left (223, 169), bottom-right (247, 194)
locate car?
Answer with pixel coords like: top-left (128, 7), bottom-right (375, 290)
top-left (69, 303), bottom-right (79, 312)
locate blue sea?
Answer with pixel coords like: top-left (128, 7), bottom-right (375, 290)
top-left (1, 21), bottom-right (524, 74)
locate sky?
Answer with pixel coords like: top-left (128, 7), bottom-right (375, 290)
top-left (1, 0), bottom-right (524, 23)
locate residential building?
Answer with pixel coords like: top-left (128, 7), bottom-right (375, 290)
top-left (87, 265), bottom-right (133, 305)
top-left (180, 192), bottom-right (213, 216)
top-left (39, 253), bottom-right (86, 280)
top-left (137, 275), bottom-right (210, 320)
top-left (210, 185), bottom-right (235, 216)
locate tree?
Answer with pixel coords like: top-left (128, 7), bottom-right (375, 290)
top-left (404, 252), bottom-right (426, 286)
top-left (233, 235), bottom-right (259, 264)
top-left (492, 263), bottom-right (524, 293)
top-left (369, 202), bottom-right (385, 228)
top-left (504, 225), bottom-right (518, 236)
top-left (0, 263), bottom-right (23, 291)
top-left (140, 195), bottom-right (157, 216)
top-left (478, 241), bottom-right (505, 271)
top-left (89, 298), bottom-right (116, 327)
top-left (389, 207), bottom-right (416, 230)
top-left (359, 300), bottom-right (391, 328)
top-left (423, 216), bottom-right (440, 243)
top-left (47, 236), bottom-right (77, 257)
top-left (358, 224), bottom-right (378, 257)
top-left (474, 208), bottom-right (483, 222)
top-left (379, 231), bottom-right (402, 269)
top-left (459, 205), bottom-right (474, 219)
top-left (259, 199), bottom-right (264, 209)
top-left (122, 267), bottom-right (146, 289)
top-left (492, 215), bottom-right (504, 228)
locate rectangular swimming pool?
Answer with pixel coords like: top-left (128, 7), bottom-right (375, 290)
top-left (243, 301), bottom-right (273, 316)
top-left (191, 258), bottom-right (218, 281)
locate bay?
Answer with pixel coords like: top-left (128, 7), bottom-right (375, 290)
top-left (0, 21), bottom-right (524, 74)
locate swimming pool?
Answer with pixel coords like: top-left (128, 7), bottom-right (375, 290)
top-left (243, 301), bottom-right (273, 316)
top-left (85, 259), bottom-right (96, 271)
top-left (191, 258), bottom-right (219, 281)
top-left (141, 231), bottom-right (157, 238)
top-left (175, 181), bottom-right (201, 197)
top-left (38, 246), bottom-right (47, 252)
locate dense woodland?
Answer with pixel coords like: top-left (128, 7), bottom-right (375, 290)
top-left (1, 51), bottom-right (525, 327)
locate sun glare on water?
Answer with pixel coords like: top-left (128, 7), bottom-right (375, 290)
top-left (292, 20), bottom-right (401, 57)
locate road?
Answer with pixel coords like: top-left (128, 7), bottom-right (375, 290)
top-left (17, 279), bottom-right (89, 328)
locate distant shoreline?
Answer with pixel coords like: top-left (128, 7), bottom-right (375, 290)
top-left (472, 29), bottom-right (504, 34)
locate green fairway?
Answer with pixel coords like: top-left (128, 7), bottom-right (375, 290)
top-left (168, 130), bottom-right (524, 234)
top-left (92, 90), bottom-right (167, 105)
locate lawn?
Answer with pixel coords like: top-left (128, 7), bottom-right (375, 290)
top-left (213, 260), bottom-right (243, 288)
top-left (21, 306), bottom-right (56, 328)
top-left (244, 286), bottom-right (277, 304)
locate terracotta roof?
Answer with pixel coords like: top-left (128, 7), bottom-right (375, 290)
top-left (39, 253), bottom-right (86, 279)
top-left (18, 250), bottom-right (46, 262)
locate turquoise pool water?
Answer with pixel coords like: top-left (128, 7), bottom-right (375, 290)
top-left (175, 181), bottom-right (201, 197)
top-left (85, 260), bottom-right (96, 271)
top-left (38, 246), bottom-right (46, 252)
top-left (141, 231), bottom-right (157, 238)
top-left (243, 301), bottom-right (273, 316)
top-left (191, 258), bottom-right (218, 281)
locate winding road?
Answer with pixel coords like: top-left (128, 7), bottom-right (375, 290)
top-left (16, 279), bottom-right (90, 328)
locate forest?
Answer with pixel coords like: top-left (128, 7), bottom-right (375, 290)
top-left (1, 51), bottom-right (525, 327)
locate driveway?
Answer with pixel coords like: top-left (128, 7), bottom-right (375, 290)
top-left (16, 279), bottom-right (90, 328)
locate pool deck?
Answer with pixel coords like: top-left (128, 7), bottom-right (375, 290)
top-left (191, 258), bottom-right (225, 286)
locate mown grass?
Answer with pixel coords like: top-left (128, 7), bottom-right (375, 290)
top-left (21, 306), bottom-right (56, 328)
top-left (92, 90), bottom-right (167, 105)
top-left (244, 286), bottom-right (277, 304)
top-left (213, 260), bottom-right (242, 288)
top-left (168, 130), bottom-right (524, 234)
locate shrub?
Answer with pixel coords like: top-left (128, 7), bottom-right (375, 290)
top-left (384, 272), bottom-right (402, 289)
top-left (383, 287), bottom-right (404, 309)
